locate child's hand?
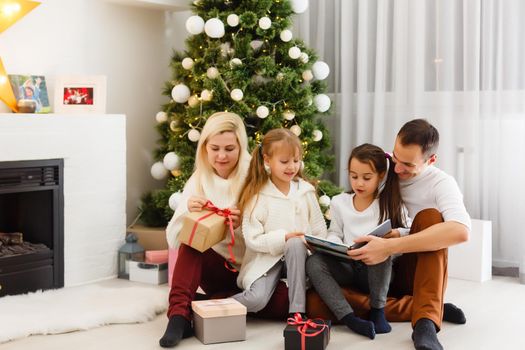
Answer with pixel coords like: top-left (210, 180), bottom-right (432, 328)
top-left (383, 229), bottom-right (400, 239)
top-left (227, 206), bottom-right (241, 229)
top-left (285, 231), bottom-right (304, 241)
top-left (187, 196), bottom-right (207, 212)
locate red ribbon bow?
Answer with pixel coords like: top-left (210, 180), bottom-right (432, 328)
top-left (187, 200), bottom-right (237, 272)
top-left (286, 313), bottom-right (328, 350)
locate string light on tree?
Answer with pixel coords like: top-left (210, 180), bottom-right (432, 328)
top-left (188, 129), bottom-right (201, 142)
top-left (256, 105), bottom-right (269, 119)
top-left (230, 88), bottom-right (243, 101)
top-left (150, 161), bottom-right (169, 180)
top-left (171, 84), bottom-right (190, 103)
top-left (155, 111), bottom-right (168, 123)
top-left (185, 15), bottom-right (205, 34)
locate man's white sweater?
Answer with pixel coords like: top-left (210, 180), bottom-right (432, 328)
top-left (237, 178), bottom-right (327, 290)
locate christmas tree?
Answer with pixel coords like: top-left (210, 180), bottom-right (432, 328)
top-left (141, 0), bottom-right (341, 227)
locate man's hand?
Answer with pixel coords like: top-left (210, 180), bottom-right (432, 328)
top-left (347, 235), bottom-right (393, 265)
top-left (227, 206), bottom-right (241, 229)
top-left (187, 196), bottom-right (207, 212)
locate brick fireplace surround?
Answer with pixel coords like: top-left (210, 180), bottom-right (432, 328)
top-left (0, 114), bottom-right (126, 287)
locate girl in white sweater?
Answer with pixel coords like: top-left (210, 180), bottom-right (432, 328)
top-left (306, 143), bottom-right (410, 339)
top-left (233, 128), bottom-right (327, 319)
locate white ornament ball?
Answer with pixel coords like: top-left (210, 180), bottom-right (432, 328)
top-left (312, 61), bottom-right (330, 80)
top-left (288, 46), bottom-right (301, 59)
top-left (256, 105), bottom-right (269, 119)
top-left (230, 88), bottom-right (244, 101)
top-left (319, 195), bottom-right (331, 207)
top-left (312, 129), bottom-right (323, 141)
top-left (188, 95), bottom-right (200, 107)
top-left (171, 84), bottom-right (191, 103)
top-left (227, 14), bottom-right (239, 27)
top-left (250, 40), bottom-right (264, 51)
top-left (283, 110), bottom-right (295, 121)
top-left (188, 129), bottom-right (201, 142)
top-left (230, 58), bottom-right (242, 67)
top-left (300, 52), bottom-right (309, 63)
top-left (206, 67), bottom-right (219, 79)
top-left (163, 152), bottom-right (180, 171)
top-left (280, 29), bottom-right (293, 42)
top-left (259, 16), bottom-right (272, 30)
top-left (151, 161), bottom-right (169, 180)
top-left (314, 94), bottom-right (331, 112)
top-left (290, 0), bottom-right (309, 14)
top-left (302, 70), bottom-right (314, 81)
top-left (201, 89), bottom-right (213, 101)
top-left (185, 15), bottom-right (205, 35)
top-left (290, 125), bottom-right (302, 136)
top-left (181, 57), bottom-right (194, 70)
top-left (168, 192), bottom-right (183, 211)
top-left (155, 111), bottom-right (168, 123)
top-left (204, 18), bottom-right (225, 38)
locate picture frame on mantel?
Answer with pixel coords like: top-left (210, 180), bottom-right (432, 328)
top-left (54, 75), bottom-right (107, 114)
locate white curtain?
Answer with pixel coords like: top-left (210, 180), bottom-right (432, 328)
top-left (298, 0), bottom-right (525, 278)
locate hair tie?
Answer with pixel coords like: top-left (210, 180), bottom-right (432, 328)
top-left (385, 152), bottom-right (391, 159)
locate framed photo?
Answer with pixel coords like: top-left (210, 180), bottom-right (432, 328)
top-left (54, 75), bottom-right (107, 114)
top-left (8, 74), bottom-right (51, 113)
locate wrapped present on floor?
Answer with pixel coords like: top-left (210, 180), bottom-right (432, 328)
top-left (284, 314), bottom-right (331, 350)
top-left (145, 249), bottom-right (169, 264)
top-left (192, 298), bottom-right (247, 344)
top-left (129, 261), bottom-right (168, 285)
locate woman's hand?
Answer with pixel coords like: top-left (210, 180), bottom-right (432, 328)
top-left (227, 206), bottom-right (241, 229)
top-left (383, 229), bottom-right (401, 239)
top-left (187, 196), bottom-right (207, 212)
top-left (285, 231), bottom-right (305, 241)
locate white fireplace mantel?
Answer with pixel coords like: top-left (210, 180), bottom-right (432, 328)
top-left (0, 113), bottom-right (126, 286)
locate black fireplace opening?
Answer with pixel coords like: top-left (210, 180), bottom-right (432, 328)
top-left (0, 159), bottom-right (64, 297)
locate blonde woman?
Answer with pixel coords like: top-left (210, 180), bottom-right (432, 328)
top-left (160, 112), bottom-right (250, 347)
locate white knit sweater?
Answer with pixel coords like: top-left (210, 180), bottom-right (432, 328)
top-left (237, 178), bottom-right (327, 290)
top-left (165, 170), bottom-right (247, 270)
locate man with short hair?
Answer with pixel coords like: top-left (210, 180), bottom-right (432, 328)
top-left (349, 119), bottom-right (471, 350)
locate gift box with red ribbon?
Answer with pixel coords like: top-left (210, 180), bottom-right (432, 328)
top-left (283, 314), bottom-right (331, 350)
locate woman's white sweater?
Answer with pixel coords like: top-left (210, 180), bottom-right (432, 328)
top-left (237, 178), bottom-right (327, 290)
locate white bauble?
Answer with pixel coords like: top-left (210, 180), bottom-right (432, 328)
top-left (206, 67), bottom-right (219, 79)
top-left (319, 195), bottom-right (331, 207)
top-left (250, 40), bottom-right (264, 51)
top-left (302, 70), bottom-right (313, 81)
top-left (256, 105), bottom-right (269, 119)
top-left (312, 61), bottom-right (330, 80)
top-left (290, 125), bottom-right (302, 136)
top-left (188, 129), bottom-right (201, 142)
top-left (227, 14), bottom-right (239, 27)
top-left (314, 94), bottom-right (331, 112)
top-left (151, 161), bottom-right (169, 180)
top-left (201, 89), bottom-right (213, 101)
top-left (280, 29), bottom-right (293, 42)
top-left (163, 152), bottom-right (180, 171)
top-left (230, 58), bottom-right (242, 67)
top-left (259, 16), bottom-right (272, 30)
top-left (171, 84), bottom-right (191, 103)
top-left (283, 110), bottom-right (295, 120)
top-left (155, 111), bottom-right (168, 123)
top-left (185, 15), bottom-right (205, 35)
top-left (299, 52), bottom-right (309, 63)
top-left (181, 57), bottom-right (194, 70)
top-left (204, 18), bottom-right (225, 38)
top-left (290, 0), bottom-right (309, 13)
top-left (168, 192), bottom-right (183, 211)
top-left (188, 95), bottom-right (200, 107)
top-left (312, 129), bottom-right (323, 142)
top-left (230, 88), bottom-right (244, 101)
top-left (288, 46), bottom-right (301, 59)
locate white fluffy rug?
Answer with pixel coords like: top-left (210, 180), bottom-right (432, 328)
top-left (0, 283), bottom-right (168, 343)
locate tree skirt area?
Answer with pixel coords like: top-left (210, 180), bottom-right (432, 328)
top-left (0, 283), bottom-right (168, 343)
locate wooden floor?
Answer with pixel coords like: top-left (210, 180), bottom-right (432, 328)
top-left (1, 276), bottom-right (524, 350)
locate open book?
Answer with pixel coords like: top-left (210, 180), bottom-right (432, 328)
top-left (304, 219), bottom-right (392, 260)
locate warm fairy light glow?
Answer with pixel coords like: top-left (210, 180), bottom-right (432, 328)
top-left (0, 75), bottom-right (7, 84)
top-left (0, 2), bottom-right (21, 16)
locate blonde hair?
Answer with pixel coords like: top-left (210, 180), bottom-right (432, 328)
top-left (238, 128), bottom-right (304, 213)
top-left (193, 112), bottom-right (250, 199)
